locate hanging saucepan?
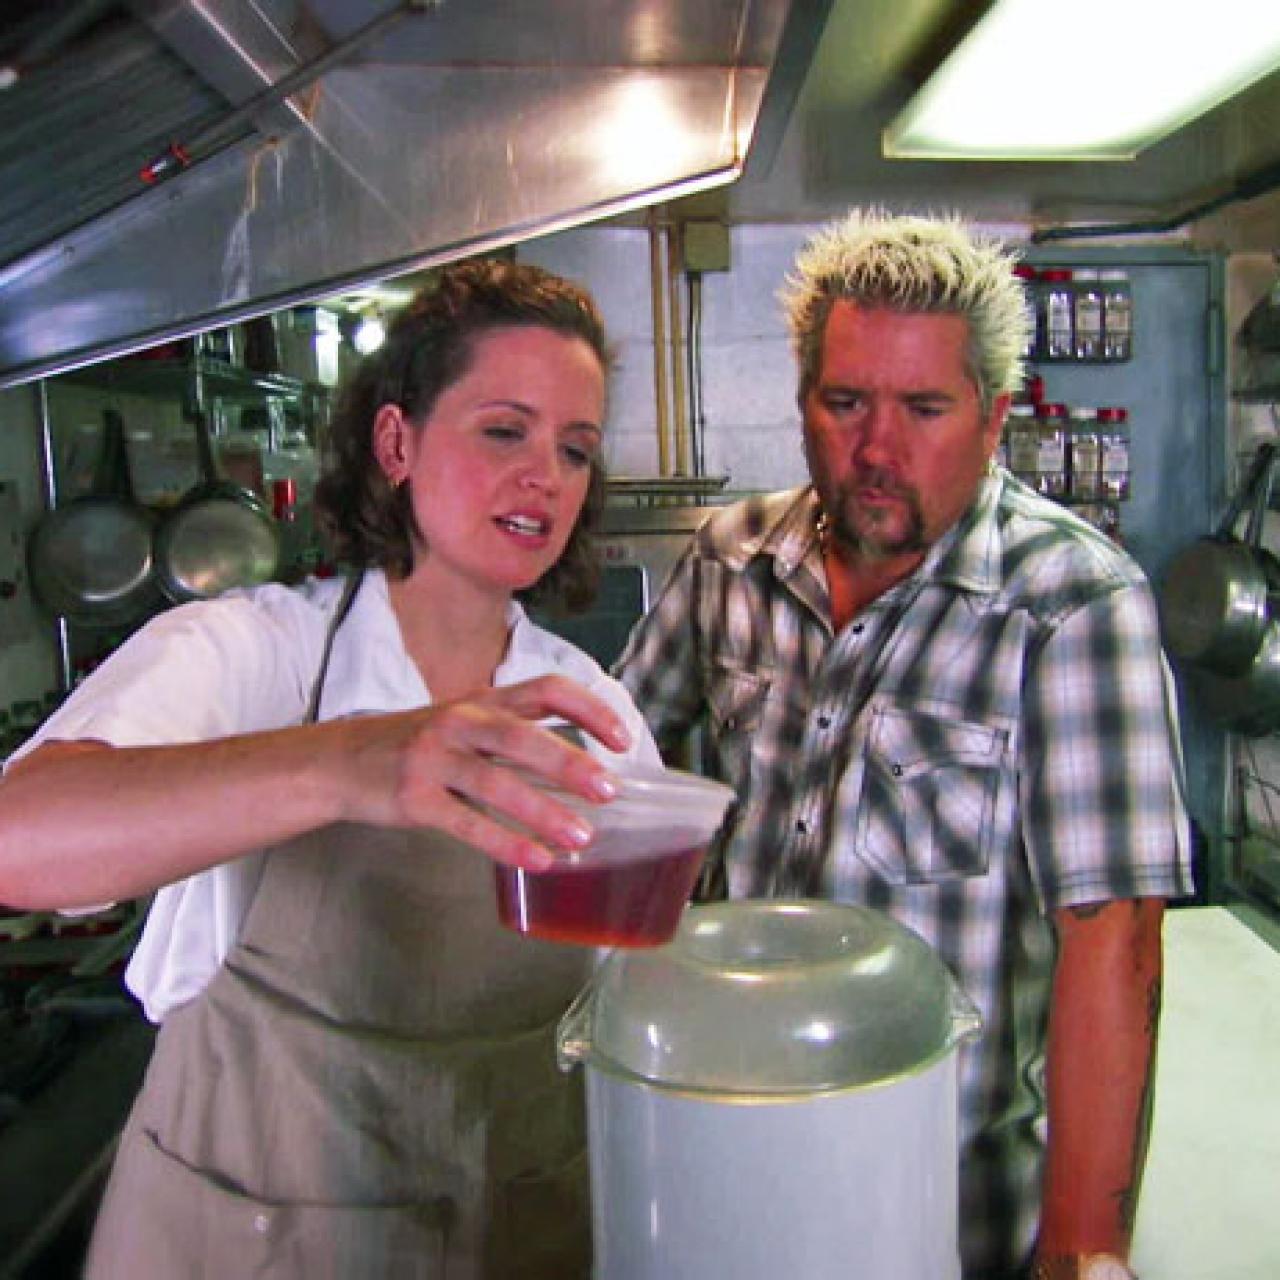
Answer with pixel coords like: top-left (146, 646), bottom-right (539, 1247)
top-left (152, 410), bottom-right (280, 603)
top-left (27, 408), bottom-right (160, 629)
top-left (1159, 442), bottom-right (1280, 677)
top-left (1189, 612), bottom-right (1280, 736)
top-left (1180, 449), bottom-right (1280, 735)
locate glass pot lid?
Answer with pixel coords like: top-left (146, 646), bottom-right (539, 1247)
top-left (558, 900), bottom-right (982, 1095)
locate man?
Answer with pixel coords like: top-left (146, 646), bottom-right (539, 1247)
top-left (614, 209), bottom-right (1191, 1280)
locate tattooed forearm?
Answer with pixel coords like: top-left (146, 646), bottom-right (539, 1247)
top-left (1117, 973), bottom-right (1162, 1233)
top-left (1144, 972), bottom-right (1162, 1036)
top-left (1067, 901), bottom-right (1109, 920)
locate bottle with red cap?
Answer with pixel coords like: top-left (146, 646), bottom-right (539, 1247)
top-left (1073, 270), bottom-right (1104, 361)
top-left (1039, 269), bottom-right (1075, 362)
top-left (1035, 402), bottom-right (1070, 498)
top-left (1005, 404), bottom-right (1039, 486)
top-left (1013, 263), bottom-right (1041, 362)
top-left (1067, 407), bottom-right (1102, 499)
top-left (1100, 271), bottom-right (1133, 361)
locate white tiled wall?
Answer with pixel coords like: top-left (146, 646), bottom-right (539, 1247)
top-left (523, 222), bottom-right (814, 492)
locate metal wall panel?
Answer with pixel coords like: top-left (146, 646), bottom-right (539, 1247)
top-left (0, 0), bottom-right (810, 388)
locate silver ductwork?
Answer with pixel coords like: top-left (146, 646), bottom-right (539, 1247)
top-left (0, 0), bottom-right (825, 388)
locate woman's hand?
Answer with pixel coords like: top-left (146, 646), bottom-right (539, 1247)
top-left (331, 674), bottom-right (632, 870)
top-left (0, 676), bottom-right (632, 910)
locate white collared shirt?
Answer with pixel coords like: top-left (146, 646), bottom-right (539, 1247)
top-left (11, 570), bottom-right (659, 1020)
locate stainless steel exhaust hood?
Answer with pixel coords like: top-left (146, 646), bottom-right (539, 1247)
top-left (0, 0), bottom-right (826, 388)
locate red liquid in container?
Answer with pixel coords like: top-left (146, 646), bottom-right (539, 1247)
top-left (494, 845), bottom-right (706, 948)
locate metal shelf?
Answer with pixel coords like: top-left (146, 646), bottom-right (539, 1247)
top-left (1233, 386), bottom-right (1280, 404)
top-left (605, 475), bottom-right (729, 505)
top-left (61, 356), bottom-right (307, 407)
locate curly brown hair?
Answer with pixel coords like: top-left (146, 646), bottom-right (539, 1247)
top-left (313, 258), bottom-right (612, 613)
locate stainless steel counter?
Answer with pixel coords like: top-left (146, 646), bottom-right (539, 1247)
top-left (1131, 906), bottom-right (1280, 1278)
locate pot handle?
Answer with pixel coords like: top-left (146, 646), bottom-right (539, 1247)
top-left (556, 976), bottom-right (599, 1073)
top-left (944, 974), bottom-right (983, 1051)
top-left (1221, 442), bottom-right (1276, 541)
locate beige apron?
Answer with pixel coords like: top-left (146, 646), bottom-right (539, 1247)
top-left (85, 576), bottom-right (594, 1279)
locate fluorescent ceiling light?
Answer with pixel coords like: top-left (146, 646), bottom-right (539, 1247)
top-left (883, 0), bottom-right (1280, 160)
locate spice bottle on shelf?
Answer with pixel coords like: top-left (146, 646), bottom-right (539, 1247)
top-left (1005, 404), bottom-right (1040, 487)
top-left (1072, 270), bottom-right (1104, 361)
top-left (1098, 407), bottom-right (1131, 499)
top-left (1040, 269), bottom-right (1075, 361)
top-left (1035, 402), bottom-right (1069, 498)
top-left (1100, 270), bottom-right (1133, 361)
top-left (1014, 263), bottom-right (1041, 361)
top-left (1067, 407), bottom-right (1102, 499)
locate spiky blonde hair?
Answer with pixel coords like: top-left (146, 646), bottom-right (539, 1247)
top-left (780, 208), bottom-right (1031, 413)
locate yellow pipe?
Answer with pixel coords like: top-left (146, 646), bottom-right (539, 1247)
top-left (647, 207), bottom-right (672, 478)
top-left (667, 223), bottom-right (691, 476)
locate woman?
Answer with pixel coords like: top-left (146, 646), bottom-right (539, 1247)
top-left (0, 259), bottom-right (660, 1278)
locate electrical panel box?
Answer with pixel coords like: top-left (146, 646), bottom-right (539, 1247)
top-left (682, 220), bottom-right (731, 273)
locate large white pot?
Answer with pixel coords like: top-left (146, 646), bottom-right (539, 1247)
top-left (557, 901), bottom-right (981, 1280)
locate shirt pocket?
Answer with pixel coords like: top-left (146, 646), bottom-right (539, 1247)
top-left (854, 703), bottom-right (1011, 886)
top-left (704, 661), bottom-right (772, 790)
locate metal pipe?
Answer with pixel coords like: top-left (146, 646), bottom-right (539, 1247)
top-left (648, 208), bottom-right (673, 477)
top-left (687, 272), bottom-right (707, 481)
top-left (32, 379), bottom-right (72, 692)
top-left (667, 224), bottom-right (691, 476)
top-left (1031, 157), bottom-right (1280, 244)
top-left (139, 1), bottom-right (432, 184)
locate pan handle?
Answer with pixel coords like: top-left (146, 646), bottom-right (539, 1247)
top-left (1220, 441), bottom-right (1277, 540)
top-left (1244, 445), bottom-right (1279, 550)
top-left (94, 409), bottom-right (139, 504)
top-left (190, 410), bottom-right (222, 486)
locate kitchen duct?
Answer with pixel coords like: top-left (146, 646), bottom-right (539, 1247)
top-left (0, 0), bottom-right (823, 389)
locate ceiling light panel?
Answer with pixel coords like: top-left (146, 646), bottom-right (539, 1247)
top-left (883, 0), bottom-right (1280, 160)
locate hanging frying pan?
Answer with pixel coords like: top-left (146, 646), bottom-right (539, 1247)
top-left (152, 410), bottom-right (280, 603)
top-left (1159, 442), bottom-right (1280, 677)
top-left (27, 408), bottom-right (160, 629)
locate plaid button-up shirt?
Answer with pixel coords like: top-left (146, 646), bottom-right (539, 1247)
top-left (615, 470), bottom-right (1193, 1278)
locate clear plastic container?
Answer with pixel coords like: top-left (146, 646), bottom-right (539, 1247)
top-left (493, 763), bottom-right (734, 948)
top-left (556, 901), bottom-right (983, 1280)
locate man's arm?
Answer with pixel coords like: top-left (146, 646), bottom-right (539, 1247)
top-left (1033, 897), bottom-right (1165, 1277)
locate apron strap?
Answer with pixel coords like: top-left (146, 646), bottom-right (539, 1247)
top-left (304, 571), bottom-right (365, 725)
